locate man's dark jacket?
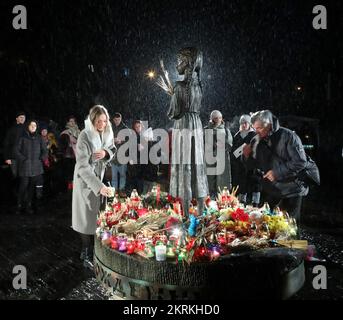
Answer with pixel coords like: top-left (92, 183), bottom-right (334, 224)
top-left (3, 123), bottom-right (25, 160)
top-left (247, 115), bottom-right (309, 198)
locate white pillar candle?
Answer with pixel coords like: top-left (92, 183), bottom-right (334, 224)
top-left (155, 244), bottom-right (167, 261)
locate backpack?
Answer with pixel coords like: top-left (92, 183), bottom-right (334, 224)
top-left (297, 155), bottom-right (320, 186)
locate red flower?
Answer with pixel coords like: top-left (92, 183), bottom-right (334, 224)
top-left (165, 217), bottom-right (181, 231)
top-left (231, 208), bottom-right (249, 222)
top-left (106, 219), bottom-right (119, 228)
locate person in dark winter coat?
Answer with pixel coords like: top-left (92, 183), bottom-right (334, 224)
top-left (111, 113), bottom-right (129, 194)
top-left (40, 125), bottom-right (59, 196)
top-left (15, 120), bottom-right (48, 214)
top-left (128, 120), bottom-right (146, 194)
top-left (231, 115), bottom-right (261, 206)
top-left (60, 116), bottom-right (80, 191)
top-left (3, 111), bottom-right (26, 178)
top-left (204, 110), bottom-right (233, 197)
top-left (243, 110), bottom-right (309, 230)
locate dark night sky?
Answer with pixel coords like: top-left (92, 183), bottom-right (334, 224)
top-left (0, 1), bottom-right (342, 151)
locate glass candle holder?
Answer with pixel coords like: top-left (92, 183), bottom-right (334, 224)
top-left (110, 236), bottom-right (119, 250)
top-left (126, 241), bottom-right (136, 255)
top-left (118, 237), bottom-right (127, 252)
top-left (155, 244), bottom-right (167, 261)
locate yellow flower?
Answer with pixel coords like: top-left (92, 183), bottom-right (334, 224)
top-left (266, 216), bottom-right (290, 233)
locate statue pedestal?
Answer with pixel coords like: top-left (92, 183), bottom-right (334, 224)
top-left (94, 237), bottom-right (305, 300)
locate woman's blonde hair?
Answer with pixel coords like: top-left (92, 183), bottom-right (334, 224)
top-left (89, 105), bottom-right (109, 126)
top-left (47, 132), bottom-right (58, 148)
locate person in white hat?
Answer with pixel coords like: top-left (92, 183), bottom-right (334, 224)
top-left (204, 110), bottom-right (233, 197)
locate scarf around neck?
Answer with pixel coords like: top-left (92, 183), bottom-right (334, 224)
top-left (65, 124), bottom-right (80, 139)
top-left (83, 117), bottom-right (114, 153)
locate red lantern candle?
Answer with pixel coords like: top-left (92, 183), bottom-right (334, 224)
top-left (218, 235), bottom-right (227, 245)
top-left (173, 201), bottom-right (183, 216)
top-left (194, 246), bottom-right (211, 262)
top-left (126, 242), bottom-right (136, 255)
top-left (118, 237), bottom-right (127, 252)
top-left (112, 202), bottom-right (121, 211)
top-left (136, 240), bottom-right (145, 251)
top-left (156, 185), bottom-right (161, 205)
top-left (110, 236), bottom-right (119, 250)
top-left (211, 247), bottom-right (221, 260)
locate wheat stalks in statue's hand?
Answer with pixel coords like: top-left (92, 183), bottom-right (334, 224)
top-left (156, 59), bottom-right (173, 96)
top-left (160, 59), bottom-right (166, 73)
top-left (160, 60), bottom-right (173, 90)
top-left (156, 76), bottom-right (173, 96)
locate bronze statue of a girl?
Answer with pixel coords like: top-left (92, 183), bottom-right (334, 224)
top-left (166, 47), bottom-right (208, 217)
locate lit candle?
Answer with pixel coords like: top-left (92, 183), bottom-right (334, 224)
top-left (173, 202), bottom-right (182, 215)
top-left (218, 235), bottom-right (227, 245)
top-left (211, 247), bottom-right (221, 260)
top-left (101, 231), bottom-right (111, 245)
top-left (178, 249), bottom-right (187, 262)
top-left (126, 241), bottom-right (136, 255)
top-left (166, 245), bottom-right (176, 258)
top-left (118, 238), bottom-right (127, 252)
top-left (110, 236), bottom-right (119, 249)
top-left (155, 244), bottom-right (167, 261)
top-left (136, 240), bottom-right (145, 251)
top-left (107, 187), bottom-right (115, 198)
top-left (144, 242), bottom-right (155, 258)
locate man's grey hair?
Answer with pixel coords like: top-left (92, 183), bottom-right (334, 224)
top-left (251, 110), bottom-right (273, 128)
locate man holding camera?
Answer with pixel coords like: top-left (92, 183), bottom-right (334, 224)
top-left (243, 110), bottom-right (309, 230)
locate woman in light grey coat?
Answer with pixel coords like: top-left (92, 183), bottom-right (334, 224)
top-left (72, 105), bottom-right (115, 269)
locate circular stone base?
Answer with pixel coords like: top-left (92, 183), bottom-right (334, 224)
top-left (94, 237), bottom-right (305, 300)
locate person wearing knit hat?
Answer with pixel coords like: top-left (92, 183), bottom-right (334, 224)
top-left (39, 122), bottom-right (48, 131)
top-left (204, 110), bottom-right (233, 197)
top-left (231, 114), bottom-right (261, 207)
top-left (15, 111), bottom-right (26, 118)
top-left (210, 110), bottom-right (223, 120)
top-left (239, 114), bottom-right (251, 125)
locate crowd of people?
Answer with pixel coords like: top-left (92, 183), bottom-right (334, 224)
top-left (3, 108), bottom-right (312, 215)
top-left (2, 110), bottom-right (163, 215)
top-left (3, 112), bottom-right (81, 214)
top-left (2, 106), bottom-right (314, 269)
